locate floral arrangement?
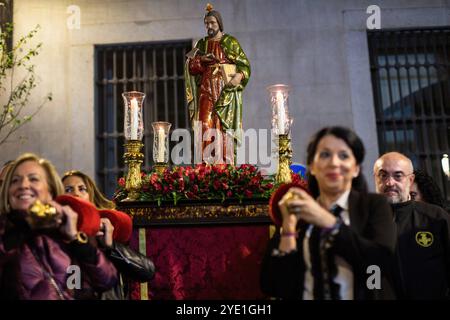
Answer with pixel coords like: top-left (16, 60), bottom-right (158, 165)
top-left (113, 163), bottom-right (305, 205)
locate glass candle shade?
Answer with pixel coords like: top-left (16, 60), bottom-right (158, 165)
top-left (122, 91), bottom-right (145, 141)
top-left (267, 84), bottom-right (291, 135)
top-left (442, 154), bottom-right (450, 179)
top-left (152, 121), bottom-right (171, 163)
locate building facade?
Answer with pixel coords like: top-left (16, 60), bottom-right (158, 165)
top-left (1, 0), bottom-right (449, 198)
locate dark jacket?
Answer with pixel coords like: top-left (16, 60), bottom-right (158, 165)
top-left (392, 200), bottom-right (450, 299)
top-left (260, 191), bottom-right (397, 300)
top-left (100, 241), bottom-right (156, 300)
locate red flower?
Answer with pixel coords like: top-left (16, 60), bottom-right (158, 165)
top-left (150, 173), bottom-right (159, 184)
top-left (154, 183), bottom-right (162, 191)
top-left (114, 163), bottom-right (282, 204)
top-left (244, 190), bottom-right (253, 198)
top-left (173, 171), bottom-right (183, 179)
top-left (291, 173), bottom-right (308, 189)
top-left (213, 180), bottom-right (222, 190)
top-left (204, 165), bottom-right (212, 175)
top-left (250, 176), bottom-right (260, 186)
top-left (213, 164), bottom-right (227, 174)
top-left (177, 178), bottom-right (185, 191)
top-left (186, 192), bottom-right (196, 199)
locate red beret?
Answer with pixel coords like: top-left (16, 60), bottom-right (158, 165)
top-left (54, 195), bottom-right (101, 236)
top-left (98, 209), bottom-right (132, 243)
top-left (269, 181), bottom-right (309, 227)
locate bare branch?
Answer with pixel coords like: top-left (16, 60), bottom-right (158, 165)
top-left (0, 24), bottom-right (51, 146)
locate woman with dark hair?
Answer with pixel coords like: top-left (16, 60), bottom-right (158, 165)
top-left (261, 126), bottom-right (396, 300)
top-left (410, 169), bottom-right (447, 211)
top-left (62, 170), bottom-right (155, 300)
top-left (62, 170), bottom-right (115, 210)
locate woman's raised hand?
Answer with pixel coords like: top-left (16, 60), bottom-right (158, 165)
top-left (280, 188), bottom-right (337, 229)
top-left (97, 218), bottom-right (114, 248)
top-left (49, 200), bottom-right (79, 241)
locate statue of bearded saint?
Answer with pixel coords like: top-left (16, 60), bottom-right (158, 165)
top-left (184, 4), bottom-right (251, 164)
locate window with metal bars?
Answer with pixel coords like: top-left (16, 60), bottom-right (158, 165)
top-left (95, 40), bottom-right (192, 197)
top-left (368, 27), bottom-right (450, 202)
top-left (0, 0), bottom-right (13, 51)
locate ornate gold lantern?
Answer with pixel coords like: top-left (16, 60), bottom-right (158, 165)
top-left (122, 91), bottom-right (145, 201)
top-left (267, 84), bottom-right (293, 184)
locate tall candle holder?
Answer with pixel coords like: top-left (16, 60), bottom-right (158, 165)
top-left (267, 84), bottom-right (293, 184)
top-left (277, 133), bottom-right (293, 184)
top-left (152, 121), bottom-right (171, 174)
top-left (122, 91), bottom-right (145, 201)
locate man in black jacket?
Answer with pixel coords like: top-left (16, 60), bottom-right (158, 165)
top-left (374, 152), bottom-right (450, 299)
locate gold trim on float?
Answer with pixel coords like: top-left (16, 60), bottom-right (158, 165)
top-left (138, 228), bottom-right (149, 300)
top-left (125, 203), bottom-right (268, 220)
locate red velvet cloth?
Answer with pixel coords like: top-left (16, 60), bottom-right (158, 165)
top-left (129, 225), bottom-right (270, 300)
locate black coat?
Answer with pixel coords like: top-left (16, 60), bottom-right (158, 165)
top-left (392, 201), bottom-right (450, 299)
top-left (260, 191), bottom-right (397, 300)
top-left (100, 241), bottom-right (156, 300)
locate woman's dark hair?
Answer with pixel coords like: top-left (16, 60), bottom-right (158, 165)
top-left (413, 169), bottom-right (446, 209)
top-left (306, 126), bottom-right (368, 198)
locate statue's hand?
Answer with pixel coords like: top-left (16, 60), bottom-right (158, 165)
top-left (200, 53), bottom-right (217, 64)
top-left (228, 72), bottom-right (243, 87)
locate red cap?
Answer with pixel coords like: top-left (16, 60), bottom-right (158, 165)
top-left (55, 195), bottom-right (101, 237)
top-left (268, 181), bottom-right (309, 227)
top-left (98, 209), bottom-right (132, 243)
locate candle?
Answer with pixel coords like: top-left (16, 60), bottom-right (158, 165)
top-left (157, 127), bottom-right (165, 163)
top-left (276, 91), bottom-right (285, 134)
top-left (442, 154), bottom-right (449, 178)
top-left (130, 98), bottom-right (139, 140)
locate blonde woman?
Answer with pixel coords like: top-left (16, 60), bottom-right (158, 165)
top-left (0, 153), bottom-right (117, 299)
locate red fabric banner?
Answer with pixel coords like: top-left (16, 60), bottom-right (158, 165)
top-left (129, 225), bottom-right (270, 300)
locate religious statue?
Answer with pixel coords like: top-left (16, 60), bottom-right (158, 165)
top-left (185, 3), bottom-right (251, 164)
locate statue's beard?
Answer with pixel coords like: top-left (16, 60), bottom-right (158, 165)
top-left (208, 28), bottom-right (219, 38)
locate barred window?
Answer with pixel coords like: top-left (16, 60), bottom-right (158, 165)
top-left (0, 0), bottom-right (13, 51)
top-left (95, 40), bottom-right (192, 197)
top-left (368, 28), bottom-right (450, 201)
